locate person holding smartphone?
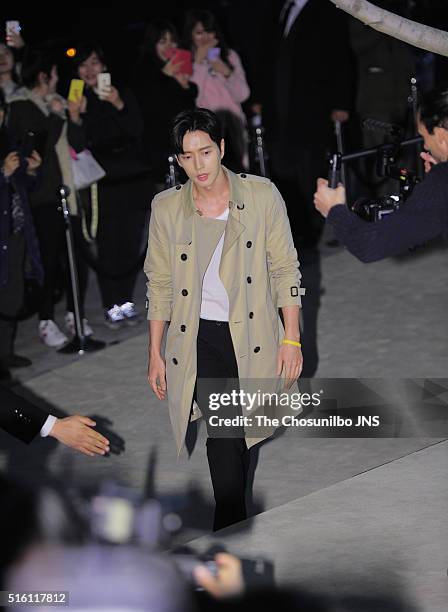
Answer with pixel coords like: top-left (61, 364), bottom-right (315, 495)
top-left (6, 49), bottom-right (91, 349)
top-left (135, 20), bottom-right (197, 190)
top-left (183, 9), bottom-right (250, 172)
top-left (74, 42), bottom-right (152, 329)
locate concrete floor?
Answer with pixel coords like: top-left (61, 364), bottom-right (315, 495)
top-left (1, 235), bottom-right (447, 611)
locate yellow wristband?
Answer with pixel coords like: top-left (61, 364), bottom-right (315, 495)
top-left (282, 339), bottom-right (302, 348)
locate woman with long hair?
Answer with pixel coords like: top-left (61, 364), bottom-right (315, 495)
top-left (183, 9), bottom-right (250, 171)
top-left (135, 19), bottom-right (197, 189)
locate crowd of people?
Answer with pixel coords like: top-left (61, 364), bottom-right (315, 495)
top-left (0, 1), bottom-right (435, 380)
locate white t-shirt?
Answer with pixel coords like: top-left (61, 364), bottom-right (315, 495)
top-left (200, 208), bottom-right (230, 321)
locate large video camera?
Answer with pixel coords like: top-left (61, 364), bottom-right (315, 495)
top-left (328, 118), bottom-right (423, 223)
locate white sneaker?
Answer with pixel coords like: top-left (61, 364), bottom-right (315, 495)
top-left (38, 320), bottom-right (68, 348)
top-left (64, 312), bottom-right (94, 337)
top-left (104, 304), bottom-right (125, 330)
top-left (120, 301), bottom-right (140, 326)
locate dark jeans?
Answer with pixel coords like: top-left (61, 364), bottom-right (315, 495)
top-left (196, 318), bottom-right (250, 531)
top-left (32, 204), bottom-right (88, 320)
top-left (96, 178), bottom-right (150, 310)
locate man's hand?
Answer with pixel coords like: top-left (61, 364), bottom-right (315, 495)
top-left (193, 553), bottom-right (244, 599)
top-left (26, 150), bottom-right (42, 173)
top-left (148, 352), bottom-right (167, 400)
top-left (420, 151), bottom-right (438, 174)
top-left (331, 109), bottom-right (350, 123)
top-left (314, 178), bottom-right (346, 218)
top-left (49, 415), bottom-right (110, 457)
top-left (2, 152), bottom-right (20, 177)
top-left (277, 344), bottom-right (303, 389)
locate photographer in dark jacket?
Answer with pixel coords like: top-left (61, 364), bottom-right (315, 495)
top-left (74, 42), bottom-right (153, 328)
top-left (314, 87), bottom-right (448, 262)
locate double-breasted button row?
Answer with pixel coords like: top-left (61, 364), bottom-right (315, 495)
top-left (246, 241), bottom-right (252, 248)
top-left (172, 358), bottom-right (178, 365)
top-left (182, 289), bottom-right (188, 296)
top-left (180, 325), bottom-right (186, 332)
top-left (181, 253), bottom-right (187, 261)
top-left (247, 276), bottom-right (252, 284)
top-left (254, 346), bottom-right (261, 353)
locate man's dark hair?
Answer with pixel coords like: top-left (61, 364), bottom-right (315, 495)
top-left (172, 108), bottom-right (222, 154)
top-left (21, 48), bottom-right (55, 89)
top-left (418, 88), bottom-right (448, 134)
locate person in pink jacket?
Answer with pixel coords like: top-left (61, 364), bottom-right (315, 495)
top-left (184, 9), bottom-right (250, 171)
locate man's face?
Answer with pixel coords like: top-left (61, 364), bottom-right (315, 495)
top-left (418, 119), bottom-right (448, 163)
top-left (177, 130), bottom-right (224, 189)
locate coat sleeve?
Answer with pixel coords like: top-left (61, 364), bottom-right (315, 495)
top-left (266, 182), bottom-right (304, 308)
top-left (0, 387), bottom-right (48, 444)
top-left (144, 200), bottom-right (173, 321)
top-left (327, 165), bottom-right (448, 263)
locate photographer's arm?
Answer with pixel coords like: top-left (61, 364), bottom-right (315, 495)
top-left (314, 169), bottom-right (447, 262)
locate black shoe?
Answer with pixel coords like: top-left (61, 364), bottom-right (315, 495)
top-left (2, 354), bottom-right (33, 368)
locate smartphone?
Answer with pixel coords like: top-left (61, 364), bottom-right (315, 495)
top-left (68, 79), bottom-right (85, 103)
top-left (97, 72), bottom-right (111, 99)
top-left (20, 131), bottom-right (35, 159)
top-left (207, 47), bottom-right (221, 62)
top-left (6, 20), bottom-right (21, 46)
top-left (166, 48), bottom-right (193, 76)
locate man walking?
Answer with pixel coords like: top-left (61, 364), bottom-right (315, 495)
top-left (145, 108), bottom-right (304, 530)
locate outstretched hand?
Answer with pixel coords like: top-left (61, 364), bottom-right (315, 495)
top-left (49, 415), bottom-right (110, 456)
top-left (314, 178), bottom-right (346, 218)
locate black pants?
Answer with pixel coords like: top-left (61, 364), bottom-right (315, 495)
top-left (96, 178), bottom-right (150, 310)
top-left (32, 204), bottom-right (88, 320)
top-left (196, 319), bottom-right (250, 531)
top-left (0, 233), bottom-right (25, 359)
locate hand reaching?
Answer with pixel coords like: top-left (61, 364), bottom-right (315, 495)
top-left (49, 415), bottom-right (110, 456)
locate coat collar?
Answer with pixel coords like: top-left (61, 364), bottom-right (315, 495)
top-left (179, 166), bottom-right (246, 255)
top-left (180, 166), bottom-right (246, 218)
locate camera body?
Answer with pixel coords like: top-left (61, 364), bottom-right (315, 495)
top-left (351, 164), bottom-right (420, 223)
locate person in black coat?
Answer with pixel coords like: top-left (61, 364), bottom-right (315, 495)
top-left (7, 49), bottom-right (90, 348)
top-left (262, 0), bottom-right (353, 248)
top-left (135, 20), bottom-right (198, 189)
top-left (73, 42), bottom-right (153, 328)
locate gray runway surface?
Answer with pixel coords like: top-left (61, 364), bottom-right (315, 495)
top-left (2, 238), bottom-right (447, 610)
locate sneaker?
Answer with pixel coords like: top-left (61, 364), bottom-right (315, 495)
top-left (65, 312), bottom-right (94, 337)
top-left (120, 302), bottom-right (140, 326)
top-left (104, 304), bottom-right (125, 330)
top-left (39, 320), bottom-right (68, 348)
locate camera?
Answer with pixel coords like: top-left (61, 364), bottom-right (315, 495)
top-left (350, 166), bottom-right (420, 222)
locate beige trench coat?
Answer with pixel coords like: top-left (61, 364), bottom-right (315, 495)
top-left (144, 168), bottom-right (304, 456)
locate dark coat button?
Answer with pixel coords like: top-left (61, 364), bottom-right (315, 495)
top-left (176, 185), bottom-right (181, 190)
top-left (247, 276), bottom-right (252, 284)
top-left (240, 173), bottom-right (247, 178)
top-left (172, 358), bottom-right (178, 364)
top-left (254, 346), bottom-right (260, 353)
top-left (181, 253), bottom-right (187, 261)
top-left (249, 312), bottom-right (254, 319)
top-left (246, 241), bottom-right (252, 248)
top-left (180, 325), bottom-right (186, 332)
top-left (182, 289), bottom-right (188, 296)
top-left (237, 203), bottom-right (245, 210)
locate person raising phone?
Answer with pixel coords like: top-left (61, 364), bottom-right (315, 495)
top-left (183, 9), bottom-right (250, 172)
top-left (135, 20), bottom-right (197, 190)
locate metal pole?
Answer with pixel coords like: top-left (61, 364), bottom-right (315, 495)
top-left (334, 120), bottom-right (347, 188)
top-left (59, 185), bottom-right (85, 355)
